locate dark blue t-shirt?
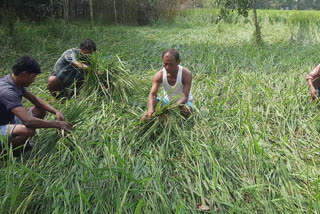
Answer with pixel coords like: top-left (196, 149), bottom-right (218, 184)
top-left (0, 75), bottom-right (26, 125)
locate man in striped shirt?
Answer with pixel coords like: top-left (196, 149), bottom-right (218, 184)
top-left (47, 39), bottom-right (96, 98)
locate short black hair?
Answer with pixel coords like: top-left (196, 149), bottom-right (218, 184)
top-left (162, 49), bottom-right (180, 61)
top-left (80, 39), bottom-right (97, 52)
top-left (12, 56), bottom-right (41, 75)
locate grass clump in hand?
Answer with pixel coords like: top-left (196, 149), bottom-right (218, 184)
top-left (126, 101), bottom-right (194, 150)
top-left (84, 53), bottom-right (135, 103)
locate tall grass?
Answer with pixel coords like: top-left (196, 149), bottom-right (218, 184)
top-left (84, 53), bottom-right (136, 103)
top-left (1, 9), bottom-right (320, 213)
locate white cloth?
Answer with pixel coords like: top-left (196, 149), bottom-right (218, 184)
top-left (162, 65), bottom-right (193, 102)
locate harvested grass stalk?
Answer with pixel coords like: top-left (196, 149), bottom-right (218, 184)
top-left (84, 53), bottom-right (135, 103)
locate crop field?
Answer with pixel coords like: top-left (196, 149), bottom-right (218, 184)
top-left (1, 9), bottom-right (320, 213)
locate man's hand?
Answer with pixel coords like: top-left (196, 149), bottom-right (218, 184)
top-left (310, 88), bottom-right (318, 101)
top-left (55, 112), bottom-right (65, 121)
top-left (142, 111), bottom-right (154, 121)
top-left (82, 64), bottom-right (88, 70)
top-left (178, 104), bottom-right (192, 117)
top-left (72, 61), bottom-right (89, 72)
top-left (58, 121), bottom-right (73, 131)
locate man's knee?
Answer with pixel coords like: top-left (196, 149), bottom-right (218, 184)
top-left (12, 125), bottom-right (35, 138)
top-left (30, 107), bottom-right (46, 119)
top-left (22, 127), bottom-right (35, 138)
top-left (47, 76), bottom-right (62, 91)
top-left (48, 75), bottom-right (58, 84)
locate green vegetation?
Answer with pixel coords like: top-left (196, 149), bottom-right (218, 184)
top-left (1, 9), bottom-right (320, 213)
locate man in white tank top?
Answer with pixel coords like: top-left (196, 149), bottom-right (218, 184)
top-left (142, 49), bottom-right (193, 120)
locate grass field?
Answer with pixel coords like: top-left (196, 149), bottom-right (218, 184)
top-left (1, 9), bottom-right (320, 213)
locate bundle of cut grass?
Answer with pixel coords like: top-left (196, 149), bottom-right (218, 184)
top-left (44, 97), bottom-right (97, 149)
top-left (55, 98), bottom-right (93, 127)
top-left (84, 53), bottom-right (136, 103)
top-left (125, 102), bottom-right (195, 152)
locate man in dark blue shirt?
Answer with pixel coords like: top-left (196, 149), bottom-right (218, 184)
top-left (0, 56), bottom-right (73, 156)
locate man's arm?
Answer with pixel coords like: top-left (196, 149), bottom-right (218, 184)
top-left (307, 64), bottom-right (320, 100)
top-left (142, 71), bottom-right (162, 120)
top-left (11, 107), bottom-right (72, 130)
top-left (72, 61), bottom-right (88, 71)
top-left (147, 71), bottom-right (162, 114)
top-left (66, 49), bottom-right (89, 73)
top-left (24, 91), bottom-right (65, 120)
top-left (177, 68), bottom-right (192, 105)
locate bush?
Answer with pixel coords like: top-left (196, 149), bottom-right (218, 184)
top-left (137, 0), bottom-right (191, 24)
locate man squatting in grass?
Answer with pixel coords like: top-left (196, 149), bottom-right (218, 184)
top-left (47, 39), bottom-right (96, 98)
top-left (142, 49), bottom-right (193, 120)
top-left (307, 63), bottom-right (320, 102)
top-left (0, 56), bottom-right (72, 156)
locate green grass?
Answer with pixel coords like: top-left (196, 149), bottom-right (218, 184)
top-left (1, 9), bottom-right (320, 213)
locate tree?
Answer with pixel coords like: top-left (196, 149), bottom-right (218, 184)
top-left (113, 0), bottom-right (118, 24)
top-left (63, 0), bottom-right (70, 23)
top-left (89, 0), bottom-right (93, 24)
top-left (215, 0), bottom-right (262, 42)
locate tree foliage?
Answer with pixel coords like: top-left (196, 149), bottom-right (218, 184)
top-left (0, 0), bottom-right (191, 25)
top-left (215, 0), bottom-right (252, 16)
top-left (0, 0), bottom-right (52, 21)
top-left (199, 0), bottom-right (320, 9)
top-left (214, 0), bottom-right (262, 42)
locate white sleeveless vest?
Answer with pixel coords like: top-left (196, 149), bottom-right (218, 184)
top-left (162, 65), bottom-right (193, 102)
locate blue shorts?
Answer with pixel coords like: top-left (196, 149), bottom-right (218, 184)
top-left (157, 97), bottom-right (193, 109)
top-left (0, 118), bottom-right (21, 150)
top-left (0, 125), bottom-right (13, 146)
top-left (0, 111), bottom-right (31, 150)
